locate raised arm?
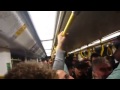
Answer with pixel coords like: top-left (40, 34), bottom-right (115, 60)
top-left (52, 31), bottom-right (66, 70)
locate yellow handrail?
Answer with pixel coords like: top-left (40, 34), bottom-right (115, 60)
top-left (100, 44), bottom-right (104, 56)
top-left (80, 51), bottom-right (85, 58)
top-left (107, 45), bottom-right (113, 56)
top-left (52, 11), bottom-right (74, 56)
top-left (100, 39), bottom-right (104, 56)
top-left (88, 48), bottom-right (91, 58)
top-left (62, 11), bottom-right (74, 36)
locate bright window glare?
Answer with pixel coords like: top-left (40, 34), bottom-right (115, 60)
top-left (46, 53), bottom-right (51, 56)
top-left (28, 11), bottom-right (57, 40)
top-left (45, 50), bottom-right (51, 54)
top-left (28, 11), bottom-right (57, 56)
top-left (42, 41), bottom-right (52, 50)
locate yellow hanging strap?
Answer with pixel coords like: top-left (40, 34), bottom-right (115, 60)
top-left (85, 51), bottom-right (88, 58)
top-left (62, 11), bottom-right (74, 36)
top-left (80, 50), bottom-right (84, 58)
top-left (87, 48), bottom-right (91, 58)
top-left (52, 46), bottom-right (56, 56)
top-left (54, 47), bottom-right (56, 51)
top-left (107, 45), bottom-right (113, 56)
top-left (100, 44), bottom-right (104, 56)
top-left (100, 39), bottom-right (104, 56)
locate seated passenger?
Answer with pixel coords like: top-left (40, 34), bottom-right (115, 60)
top-left (92, 57), bottom-right (113, 79)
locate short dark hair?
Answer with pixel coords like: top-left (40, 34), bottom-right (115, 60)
top-left (74, 61), bottom-right (89, 70)
top-left (91, 53), bottom-right (100, 60)
top-left (4, 61), bottom-right (58, 79)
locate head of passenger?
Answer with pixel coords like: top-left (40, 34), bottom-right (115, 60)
top-left (92, 57), bottom-right (113, 79)
top-left (73, 61), bottom-right (90, 79)
top-left (73, 57), bottom-right (77, 61)
top-left (83, 58), bottom-right (91, 67)
top-left (56, 70), bottom-right (74, 79)
top-left (4, 61), bottom-right (58, 79)
top-left (4, 61), bottom-right (74, 79)
top-left (91, 53), bottom-right (100, 62)
top-left (72, 60), bottom-right (79, 66)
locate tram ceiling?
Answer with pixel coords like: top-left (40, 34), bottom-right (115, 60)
top-left (56, 11), bottom-right (120, 52)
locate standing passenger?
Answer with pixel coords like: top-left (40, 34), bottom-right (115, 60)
top-left (52, 31), bottom-right (74, 79)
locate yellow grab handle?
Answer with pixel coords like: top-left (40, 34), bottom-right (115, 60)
top-left (88, 48), bottom-right (91, 58)
top-left (100, 44), bottom-right (104, 56)
top-left (62, 11), bottom-right (74, 36)
top-left (80, 51), bottom-right (84, 58)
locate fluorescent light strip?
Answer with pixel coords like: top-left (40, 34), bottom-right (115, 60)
top-left (68, 30), bottom-right (120, 54)
top-left (68, 45), bottom-right (87, 54)
top-left (80, 45), bottom-right (88, 50)
top-left (88, 40), bottom-right (100, 47)
top-left (101, 30), bottom-right (120, 42)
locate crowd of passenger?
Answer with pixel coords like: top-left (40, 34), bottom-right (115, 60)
top-left (4, 31), bottom-right (120, 79)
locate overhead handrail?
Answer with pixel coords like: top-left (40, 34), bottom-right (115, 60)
top-left (80, 50), bottom-right (85, 58)
top-left (62, 11), bottom-right (75, 36)
top-left (52, 11), bottom-right (75, 56)
top-left (87, 48), bottom-right (91, 58)
top-left (100, 39), bottom-right (104, 56)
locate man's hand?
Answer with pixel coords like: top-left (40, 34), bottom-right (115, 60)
top-left (56, 31), bottom-right (66, 51)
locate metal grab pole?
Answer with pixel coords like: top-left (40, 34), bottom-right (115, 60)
top-left (52, 11), bottom-right (75, 55)
top-left (62, 11), bottom-right (74, 36)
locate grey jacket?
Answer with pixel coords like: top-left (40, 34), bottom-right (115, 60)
top-left (52, 49), bottom-right (69, 74)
